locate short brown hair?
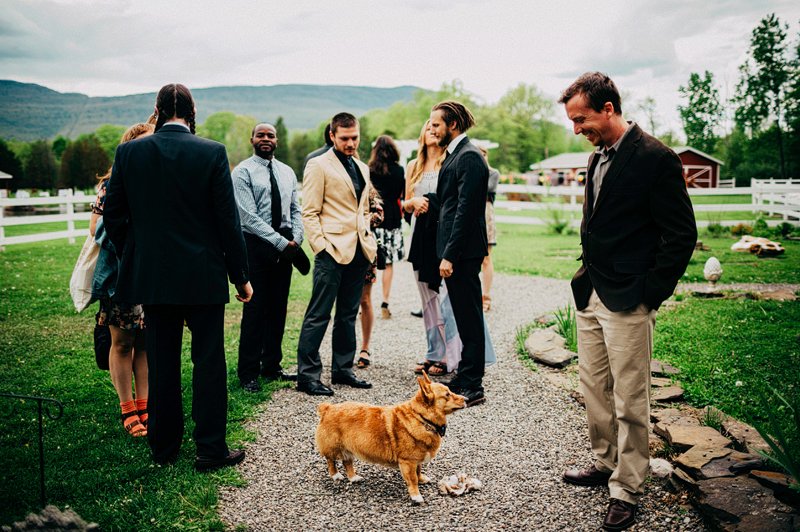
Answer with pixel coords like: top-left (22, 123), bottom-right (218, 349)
top-left (559, 72), bottom-right (622, 114)
top-left (432, 101), bottom-right (475, 133)
top-left (330, 112), bottom-right (358, 135)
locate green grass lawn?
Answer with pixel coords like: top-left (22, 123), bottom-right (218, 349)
top-left (491, 223), bottom-right (800, 284)
top-left (0, 239), bottom-right (311, 529)
top-left (655, 297), bottom-right (800, 439)
top-left (3, 221), bottom-right (90, 237)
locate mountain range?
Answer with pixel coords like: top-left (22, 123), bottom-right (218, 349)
top-left (0, 80), bottom-right (423, 141)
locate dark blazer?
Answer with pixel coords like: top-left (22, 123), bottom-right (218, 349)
top-left (104, 124), bottom-right (249, 305)
top-left (572, 124), bottom-right (697, 312)
top-left (436, 136), bottom-right (489, 262)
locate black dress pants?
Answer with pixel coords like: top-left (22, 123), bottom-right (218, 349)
top-left (237, 235), bottom-right (293, 383)
top-left (444, 257), bottom-right (485, 390)
top-left (296, 248), bottom-right (369, 383)
top-left (143, 304), bottom-right (229, 462)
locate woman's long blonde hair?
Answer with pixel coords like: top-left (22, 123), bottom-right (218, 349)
top-left (407, 120), bottom-right (444, 189)
top-left (97, 122), bottom-right (155, 183)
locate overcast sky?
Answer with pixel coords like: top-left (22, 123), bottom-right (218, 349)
top-left (2, 0), bottom-right (799, 136)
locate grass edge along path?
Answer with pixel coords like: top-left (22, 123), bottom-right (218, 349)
top-left (0, 239), bottom-right (311, 529)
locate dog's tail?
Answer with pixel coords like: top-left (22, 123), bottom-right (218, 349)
top-left (316, 402), bottom-right (331, 419)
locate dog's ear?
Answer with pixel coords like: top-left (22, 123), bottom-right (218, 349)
top-left (417, 373), bottom-right (434, 403)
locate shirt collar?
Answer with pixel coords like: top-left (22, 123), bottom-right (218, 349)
top-left (597, 121), bottom-right (634, 156)
top-left (163, 120), bottom-right (190, 131)
top-left (447, 132), bottom-right (467, 154)
top-left (253, 154), bottom-right (275, 168)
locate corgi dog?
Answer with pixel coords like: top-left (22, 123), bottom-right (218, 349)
top-left (315, 372), bottom-right (466, 504)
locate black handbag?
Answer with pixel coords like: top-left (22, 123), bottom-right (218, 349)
top-left (93, 310), bottom-right (111, 371)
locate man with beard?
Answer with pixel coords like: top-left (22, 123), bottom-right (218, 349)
top-left (232, 123), bottom-right (304, 393)
top-left (295, 112), bottom-right (377, 396)
top-left (559, 72), bottom-right (696, 530)
top-left (428, 101), bottom-right (489, 407)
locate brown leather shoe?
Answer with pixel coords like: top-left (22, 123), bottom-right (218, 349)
top-left (603, 498), bottom-right (637, 530)
top-left (562, 464), bottom-right (612, 486)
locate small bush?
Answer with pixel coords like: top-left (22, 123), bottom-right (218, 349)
top-left (773, 222), bottom-right (794, 239)
top-left (544, 207), bottom-right (570, 235)
top-left (553, 305), bottom-right (577, 352)
top-left (730, 223), bottom-right (753, 236)
top-left (705, 223), bottom-right (727, 237)
top-left (752, 214), bottom-right (770, 237)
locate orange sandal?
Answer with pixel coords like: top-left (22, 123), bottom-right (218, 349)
top-left (122, 412), bottom-right (147, 437)
top-left (427, 361), bottom-right (450, 376)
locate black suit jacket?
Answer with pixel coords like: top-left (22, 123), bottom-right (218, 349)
top-left (104, 124), bottom-right (249, 305)
top-left (572, 124), bottom-right (697, 312)
top-left (436, 136), bottom-right (489, 262)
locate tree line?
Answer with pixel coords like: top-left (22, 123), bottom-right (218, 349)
top-left (678, 13), bottom-right (799, 183)
top-left (1, 12), bottom-right (795, 192)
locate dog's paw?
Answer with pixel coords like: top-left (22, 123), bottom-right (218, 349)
top-left (348, 474), bottom-right (364, 483)
top-left (331, 472), bottom-right (344, 481)
top-left (419, 473), bottom-right (431, 484)
top-left (410, 495), bottom-right (424, 505)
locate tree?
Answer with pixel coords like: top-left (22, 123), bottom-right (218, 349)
top-left (59, 135), bottom-right (109, 190)
top-left (678, 71), bottom-right (722, 154)
top-left (94, 124), bottom-right (127, 160)
top-left (287, 130), bottom-right (319, 178)
top-left (23, 140), bottom-right (57, 190)
top-left (197, 112), bottom-right (257, 167)
top-left (0, 139), bottom-right (24, 190)
top-left (633, 96), bottom-right (661, 137)
top-left (734, 13), bottom-right (792, 177)
top-left (274, 116), bottom-right (289, 163)
top-left (52, 136), bottom-right (68, 160)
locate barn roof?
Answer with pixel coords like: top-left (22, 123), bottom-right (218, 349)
top-left (530, 146), bottom-right (723, 171)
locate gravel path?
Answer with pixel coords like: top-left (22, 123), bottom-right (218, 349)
top-left (219, 261), bottom-right (704, 531)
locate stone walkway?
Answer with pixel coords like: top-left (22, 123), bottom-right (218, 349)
top-left (218, 261), bottom-right (705, 531)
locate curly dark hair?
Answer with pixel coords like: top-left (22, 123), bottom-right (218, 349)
top-left (368, 135), bottom-right (400, 177)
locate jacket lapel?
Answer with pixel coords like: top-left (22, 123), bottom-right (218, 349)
top-left (590, 124), bottom-right (642, 218)
top-left (437, 136), bottom-right (468, 192)
top-left (324, 149), bottom-right (357, 200)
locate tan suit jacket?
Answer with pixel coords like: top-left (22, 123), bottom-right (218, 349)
top-left (302, 149), bottom-right (377, 265)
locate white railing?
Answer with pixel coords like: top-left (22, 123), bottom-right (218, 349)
top-left (2, 179), bottom-right (799, 247)
top-left (0, 190), bottom-right (93, 247)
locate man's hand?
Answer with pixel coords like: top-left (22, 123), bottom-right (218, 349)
top-left (235, 281), bottom-right (253, 303)
top-left (439, 259), bottom-right (453, 278)
top-left (281, 241), bottom-right (299, 260)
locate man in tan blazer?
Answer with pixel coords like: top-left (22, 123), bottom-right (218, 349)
top-left (296, 112), bottom-right (377, 396)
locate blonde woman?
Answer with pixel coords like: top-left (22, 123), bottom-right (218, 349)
top-left (405, 122), bottom-right (496, 376)
top-left (91, 122), bottom-right (153, 437)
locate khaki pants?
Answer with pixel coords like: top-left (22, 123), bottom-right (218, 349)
top-left (576, 291), bottom-right (656, 505)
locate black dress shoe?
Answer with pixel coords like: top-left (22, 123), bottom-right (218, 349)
top-left (194, 449), bottom-right (246, 472)
top-left (563, 464), bottom-right (612, 486)
top-left (458, 388), bottom-right (485, 407)
top-left (297, 380), bottom-right (334, 396)
top-left (241, 379), bottom-right (262, 393)
top-left (603, 498), bottom-right (637, 530)
top-left (331, 374), bottom-right (373, 389)
top-left (443, 379), bottom-right (463, 393)
top-left (410, 309), bottom-right (423, 318)
top-left (263, 369), bottom-right (298, 382)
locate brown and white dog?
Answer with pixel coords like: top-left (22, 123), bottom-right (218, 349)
top-left (315, 372), bottom-right (466, 504)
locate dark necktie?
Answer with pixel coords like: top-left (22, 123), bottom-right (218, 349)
top-left (344, 157), bottom-right (363, 201)
top-left (268, 161), bottom-right (282, 230)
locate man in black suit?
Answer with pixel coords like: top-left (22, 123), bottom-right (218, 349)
top-left (429, 101), bottom-right (489, 407)
top-left (302, 124), bottom-right (333, 174)
top-left (558, 73), bottom-right (696, 530)
top-left (104, 83), bottom-right (253, 472)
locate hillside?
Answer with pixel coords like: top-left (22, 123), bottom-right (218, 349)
top-left (0, 80), bottom-right (423, 140)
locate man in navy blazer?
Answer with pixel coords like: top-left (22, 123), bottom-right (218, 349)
top-left (429, 101), bottom-right (489, 407)
top-left (104, 83), bottom-right (253, 471)
top-left (559, 73), bottom-right (696, 530)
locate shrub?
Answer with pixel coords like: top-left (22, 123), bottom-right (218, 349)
top-left (544, 207), bottom-right (571, 235)
top-left (773, 222), bottom-right (794, 239)
top-left (553, 305), bottom-right (577, 352)
top-left (705, 223), bottom-right (727, 237)
top-left (754, 389), bottom-right (800, 492)
top-left (752, 214), bottom-right (770, 237)
top-left (730, 223), bottom-right (753, 236)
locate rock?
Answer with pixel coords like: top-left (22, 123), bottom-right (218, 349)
top-left (721, 418), bottom-right (771, 454)
top-left (651, 377), bottom-right (673, 387)
top-left (703, 257), bottom-right (723, 283)
top-left (676, 446), bottom-right (732, 475)
top-left (524, 329), bottom-right (575, 368)
top-left (568, 390), bottom-right (585, 408)
top-left (661, 424), bottom-right (732, 451)
top-left (695, 240), bottom-right (711, 251)
top-left (650, 458), bottom-right (674, 478)
top-left (651, 360), bottom-right (681, 376)
top-left (652, 408), bottom-right (701, 439)
top-left (649, 433), bottom-right (666, 455)
top-left (692, 289), bottom-right (725, 299)
top-left (757, 288), bottom-right (797, 301)
top-left (695, 476), bottom-right (799, 531)
top-left (750, 470), bottom-right (795, 493)
top-left (652, 385), bottom-right (685, 402)
top-left (700, 451), bottom-right (761, 480)
top-left (672, 466), bottom-right (698, 487)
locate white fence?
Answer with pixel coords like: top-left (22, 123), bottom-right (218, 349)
top-left (2, 179), bottom-right (799, 248)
